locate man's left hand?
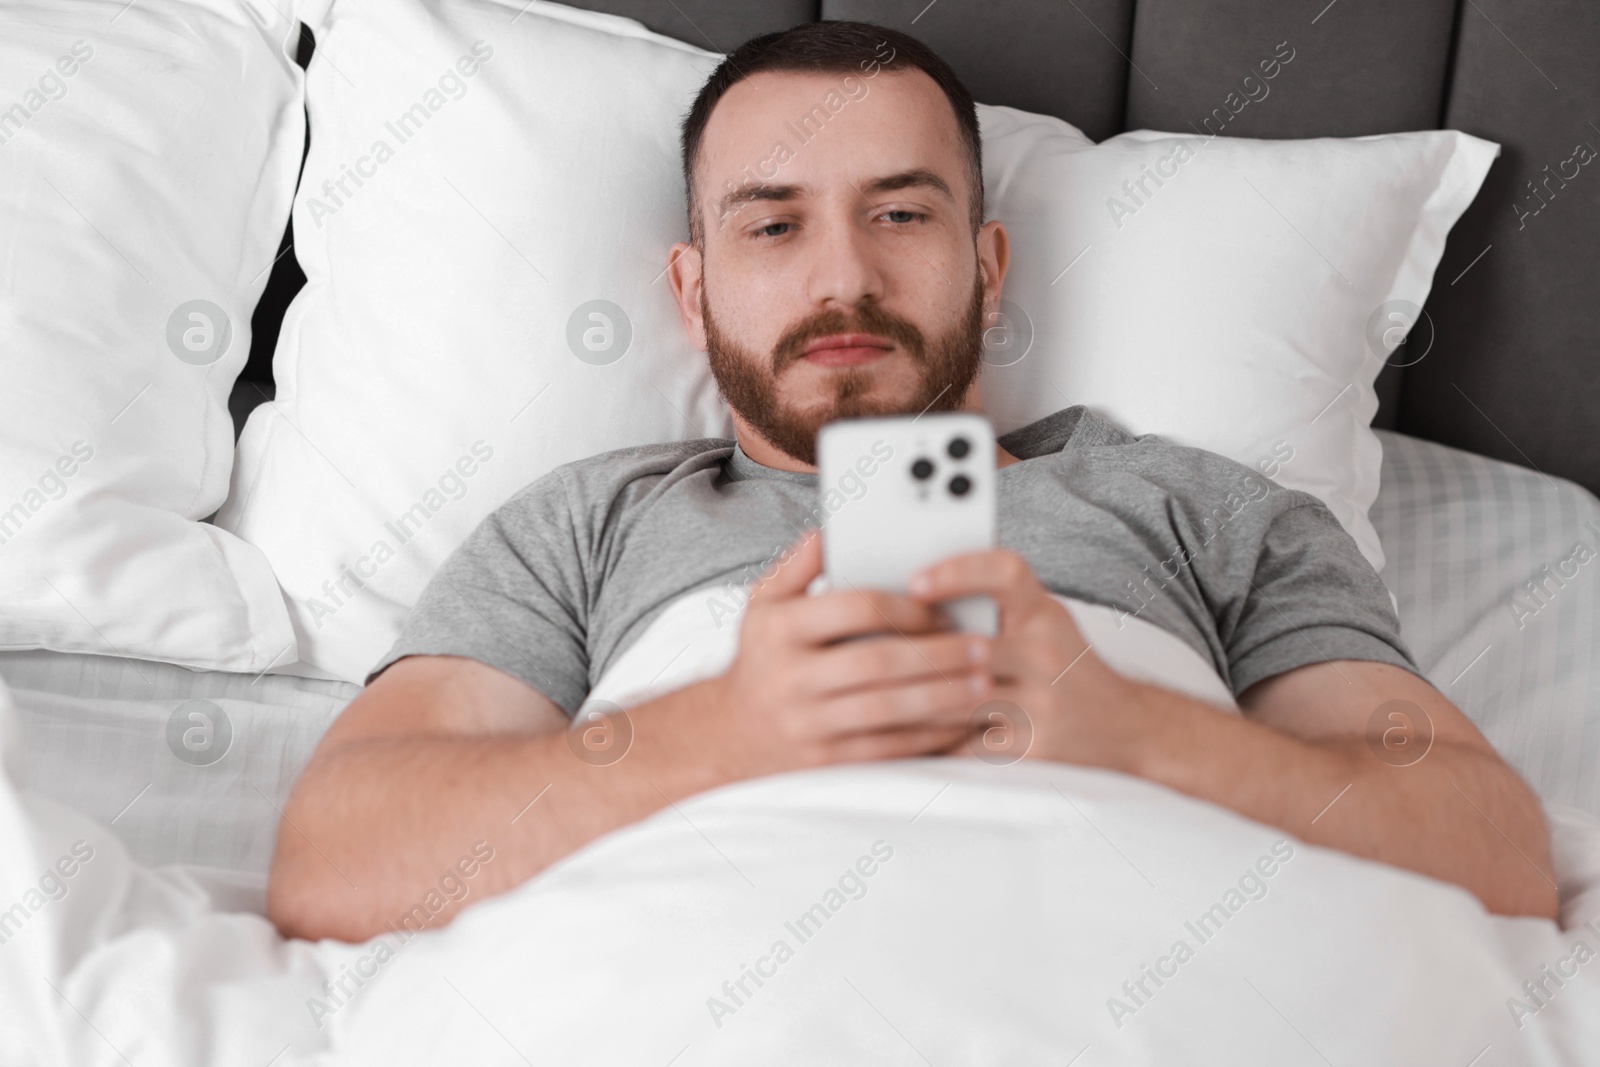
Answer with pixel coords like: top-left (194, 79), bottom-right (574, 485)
top-left (908, 549), bottom-right (1144, 769)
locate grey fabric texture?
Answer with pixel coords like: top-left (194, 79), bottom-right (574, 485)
top-left (1125, 0), bottom-right (1457, 138)
top-left (822, 0), bottom-right (1135, 143)
top-left (1403, 0), bottom-right (1600, 496)
top-left (560, 0), bottom-right (818, 54)
top-left (368, 407), bottom-right (1419, 714)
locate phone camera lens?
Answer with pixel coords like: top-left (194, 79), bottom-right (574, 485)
top-left (947, 436), bottom-right (970, 459)
top-left (911, 458), bottom-right (935, 480)
top-left (948, 474), bottom-right (971, 497)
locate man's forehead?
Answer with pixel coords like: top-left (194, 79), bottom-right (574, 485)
top-left (695, 66), bottom-right (963, 191)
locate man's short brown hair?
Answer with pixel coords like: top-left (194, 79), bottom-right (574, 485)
top-left (680, 21), bottom-right (984, 246)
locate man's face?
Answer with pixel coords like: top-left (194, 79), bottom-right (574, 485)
top-left (669, 67), bottom-right (1008, 469)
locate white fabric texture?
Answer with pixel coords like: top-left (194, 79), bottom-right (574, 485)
top-left (0, 672), bottom-right (335, 1067)
top-left (219, 0), bottom-right (1492, 684)
top-left (318, 530), bottom-right (1600, 1062)
top-left (1373, 429), bottom-right (1600, 817)
top-left (215, 0), bottom-right (733, 684)
top-left (2, 648), bottom-right (352, 878)
top-left (978, 112), bottom-right (1499, 577)
top-left (0, 0), bottom-right (304, 672)
top-left (323, 762), bottom-right (1600, 1065)
top-left (3, 569), bottom-right (1599, 1066)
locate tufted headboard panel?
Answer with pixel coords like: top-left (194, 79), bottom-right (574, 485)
top-left (244, 0), bottom-right (1600, 494)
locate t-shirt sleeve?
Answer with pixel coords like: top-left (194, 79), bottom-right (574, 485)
top-left (365, 470), bottom-right (590, 716)
top-left (1223, 500), bottom-right (1422, 699)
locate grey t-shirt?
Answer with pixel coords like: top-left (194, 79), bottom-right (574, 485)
top-left (368, 406), bottom-right (1419, 714)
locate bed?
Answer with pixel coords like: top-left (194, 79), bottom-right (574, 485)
top-left (4, 0), bottom-right (1599, 1064)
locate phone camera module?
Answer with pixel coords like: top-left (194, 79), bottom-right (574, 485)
top-left (948, 474), bottom-right (971, 497)
top-left (911, 458), bottom-right (935, 480)
top-left (947, 436), bottom-right (971, 459)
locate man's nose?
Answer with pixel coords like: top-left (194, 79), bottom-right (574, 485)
top-left (803, 212), bottom-right (886, 310)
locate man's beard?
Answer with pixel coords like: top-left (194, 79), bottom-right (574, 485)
top-left (701, 271), bottom-right (987, 467)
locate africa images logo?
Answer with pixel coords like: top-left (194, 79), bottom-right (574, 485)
top-left (165, 300), bottom-right (232, 366)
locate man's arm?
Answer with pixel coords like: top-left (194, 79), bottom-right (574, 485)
top-left (266, 653), bottom-right (731, 942)
top-left (1110, 659), bottom-right (1558, 920)
top-left (267, 531), bottom-right (993, 942)
top-left (907, 550), bottom-right (1560, 921)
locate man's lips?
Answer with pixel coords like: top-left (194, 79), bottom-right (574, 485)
top-left (800, 333), bottom-right (895, 367)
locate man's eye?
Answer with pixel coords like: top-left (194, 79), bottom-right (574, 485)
top-left (754, 221), bottom-right (793, 239)
top-left (882, 209), bottom-right (925, 225)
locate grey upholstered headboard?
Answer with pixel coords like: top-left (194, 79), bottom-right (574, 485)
top-left (243, 0), bottom-right (1600, 495)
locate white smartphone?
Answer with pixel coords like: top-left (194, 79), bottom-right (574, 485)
top-left (814, 412), bottom-right (999, 636)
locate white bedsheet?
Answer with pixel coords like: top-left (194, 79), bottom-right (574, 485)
top-left (2, 649), bottom-right (353, 883)
top-left (325, 761), bottom-right (1600, 1066)
top-left (5, 587), bottom-right (1600, 1065)
top-left (1372, 429), bottom-right (1600, 815)
top-left (375, 579), bottom-right (1595, 1063)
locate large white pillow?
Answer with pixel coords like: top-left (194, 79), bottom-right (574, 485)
top-left (0, 0), bottom-right (304, 671)
top-left (226, 0), bottom-right (1492, 682)
top-left (976, 110), bottom-right (1498, 576)
top-left (219, 0), bottom-right (733, 681)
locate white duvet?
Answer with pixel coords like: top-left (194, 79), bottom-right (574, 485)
top-left (3, 590), bottom-right (1599, 1065)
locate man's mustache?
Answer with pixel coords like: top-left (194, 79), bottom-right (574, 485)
top-left (771, 303), bottom-right (926, 373)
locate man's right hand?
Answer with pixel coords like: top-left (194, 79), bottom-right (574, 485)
top-left (701, 528), bottom-right (993, 776)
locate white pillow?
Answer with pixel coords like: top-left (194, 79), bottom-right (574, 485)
top-left (0, 0), bottom-right (304, 671)
top-left (219, 0), bottom-right (733, 681)
top-left (976, 109), bottom-right (1499, 576)
top-left (226, 0), bottom-right (1492, 681)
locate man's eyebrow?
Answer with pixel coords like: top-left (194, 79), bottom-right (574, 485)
top-left (714, 168), bottom-right (956, 221)
top-left (717, 182), bottom-right (807, 218)
top-left (859, 168), bottom-right (955, 201)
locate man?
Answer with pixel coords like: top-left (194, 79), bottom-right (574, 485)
top-left (267, 22), bottom-right (1557, 943)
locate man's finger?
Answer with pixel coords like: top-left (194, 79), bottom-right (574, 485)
top-left (747, 527), bottom-right (822, 605)
top-left (783, 582), bottom-right (950, 646)
top-left (908, 548), bottom-right (1046, 619)
top-left (806, 630), bottom-right (984, 696)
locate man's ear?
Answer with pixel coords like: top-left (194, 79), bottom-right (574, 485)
top-left (977, 219), bottom-right (1010, 315)
top-left (666, 241), bottom-right (707, 351)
